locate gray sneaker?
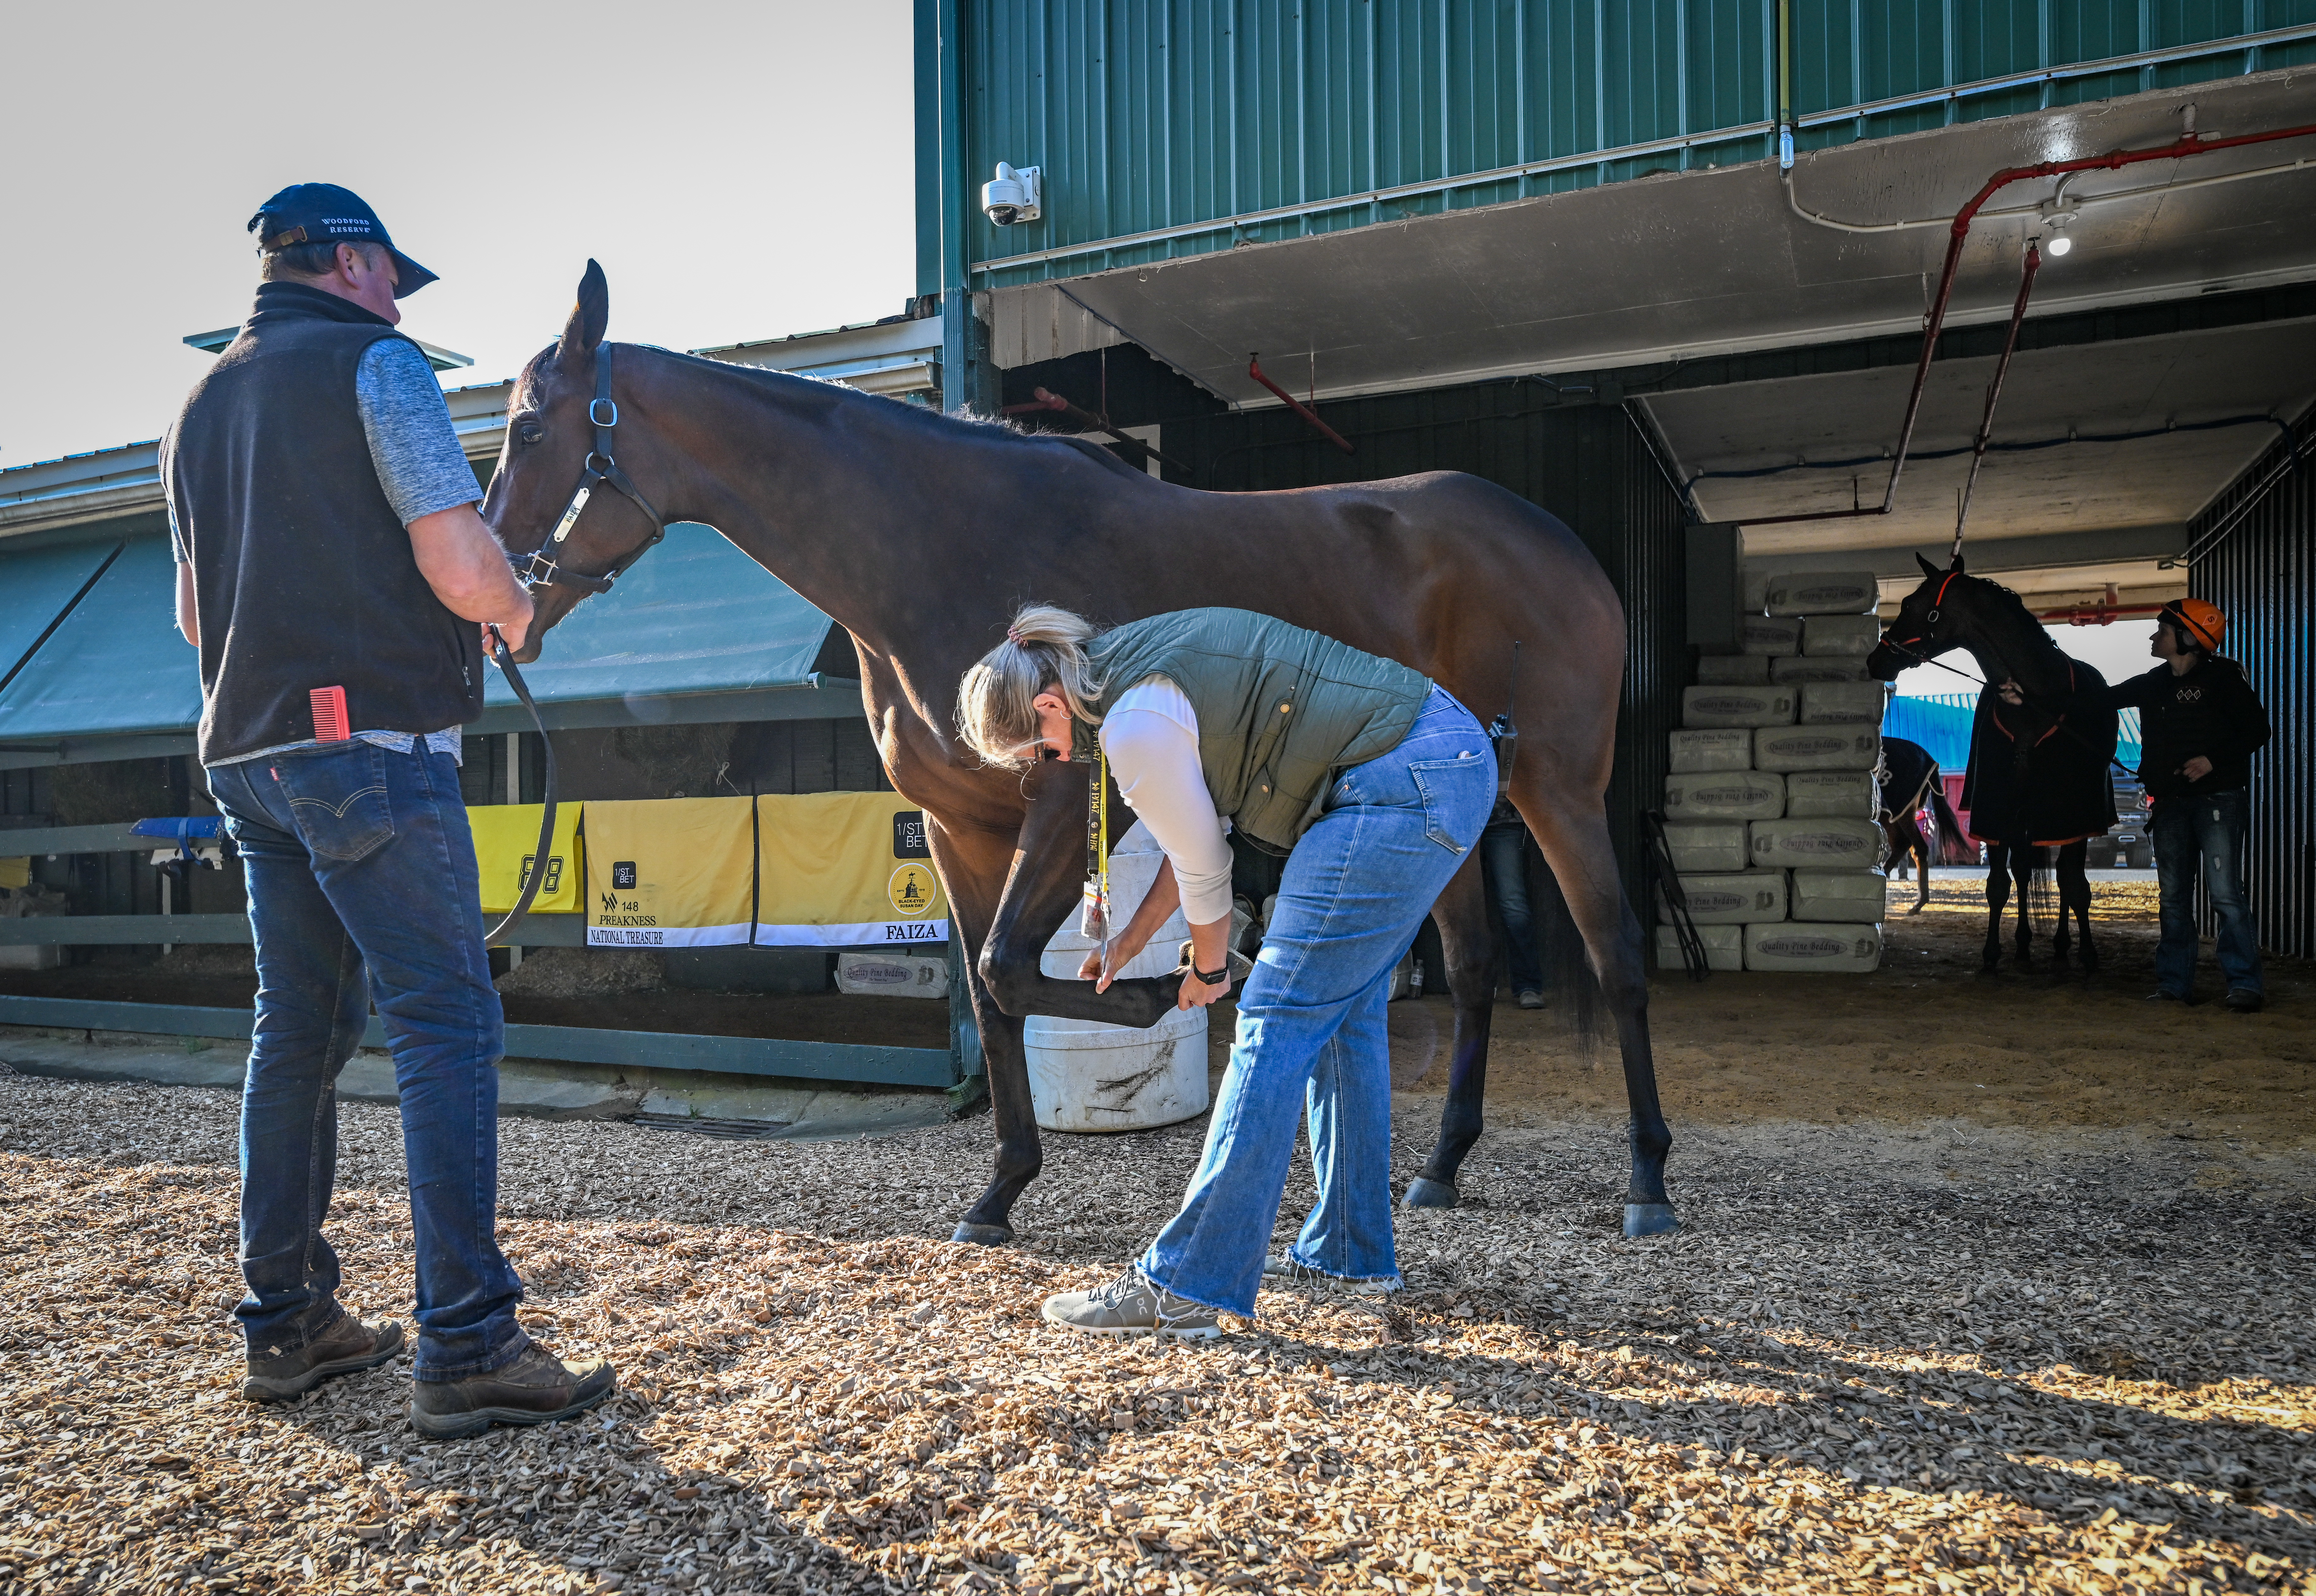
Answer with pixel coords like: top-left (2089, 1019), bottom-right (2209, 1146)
top-left (1516, 988), bottom-right (1545, 1010)
top-left (1041, 1270), bottom-right (1220, 1339)
top-left (1263, 1255), bottom-right (1401, 1296)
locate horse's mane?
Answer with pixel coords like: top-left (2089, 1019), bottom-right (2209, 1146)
top-left (1966, 571), bottom-right (2066, 658)
top-left (644, 344), bottom-right (1055, 445)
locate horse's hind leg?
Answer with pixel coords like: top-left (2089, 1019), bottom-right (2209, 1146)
top-left (927, 819), bottom-right (1042, 1247)
top-left (1405, 852), bottom-right (1494, 1210)
top-left (1521, 784), bottom-right (1675, 1238)
top-left (1895, 813), bottom-right (1931, 913)
top-left (1981, 846), bottom-right (2011, 973)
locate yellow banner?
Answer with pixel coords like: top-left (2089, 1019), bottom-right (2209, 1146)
top-left (755, 793), bottom-right (948, 947)
top-left (584, 796), bottom-right (755, 948)
top-left (468, 804), bottom-right (582, 916)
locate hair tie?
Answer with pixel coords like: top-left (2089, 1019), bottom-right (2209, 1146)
top-left (1006, 628), bottom-right (1028, 646)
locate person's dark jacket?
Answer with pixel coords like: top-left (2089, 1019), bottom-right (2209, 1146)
top-left (2103, 655), bottom-right (2270, 801)
top-left (166, 283), bottom-right (484, 766)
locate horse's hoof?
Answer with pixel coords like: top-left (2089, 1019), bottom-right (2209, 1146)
top-left (1401, 1177), bottom-right (1460, 1210)
top-left (1624, 1203), bottom-right (1679, 1238)
top-left (951, 1222), bottom-right (1015, 1247)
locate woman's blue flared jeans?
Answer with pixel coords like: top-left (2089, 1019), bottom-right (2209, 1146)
top-left (209, 743), bottom-right (526, 1381)
top-left (1138, 687), bottom-right (1495, 1316)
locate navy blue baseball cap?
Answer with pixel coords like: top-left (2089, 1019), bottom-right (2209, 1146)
top-left (247, 183), bottom-right (437, 297)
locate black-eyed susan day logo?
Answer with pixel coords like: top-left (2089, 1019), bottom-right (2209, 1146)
top-left (887, 861), bottom-right (938, 918)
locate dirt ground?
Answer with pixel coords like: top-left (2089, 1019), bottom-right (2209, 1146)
top-left (1383, 875), bottom-right (2315, 1151)
top-left (0, 877), bottom-right (2310, 1595)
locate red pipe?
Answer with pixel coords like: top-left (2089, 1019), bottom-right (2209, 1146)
top-left (1743, 118), bottom-right (2316, 529)
top-left (1248, 354), bottom-right (1356, 453)
top-left (2038, 602), bottom-right (2169, 626)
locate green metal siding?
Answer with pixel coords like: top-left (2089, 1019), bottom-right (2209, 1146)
top-left (932, 0), bottom-right (2313, 287)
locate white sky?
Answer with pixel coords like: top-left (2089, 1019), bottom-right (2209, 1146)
top-left (0, 1), bottom-right (913, 469)
top-left (1890, 617), bottom-right (2164, 698)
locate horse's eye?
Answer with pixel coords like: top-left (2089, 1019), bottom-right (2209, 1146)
top-left (518, 422), bottom-right (544, 446)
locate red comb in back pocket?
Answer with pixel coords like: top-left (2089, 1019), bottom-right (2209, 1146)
top-left (310, 686), bottom-right (350, 743)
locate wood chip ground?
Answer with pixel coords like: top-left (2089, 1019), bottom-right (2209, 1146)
top-left (1, 1057), bottom-right (2309, 1596)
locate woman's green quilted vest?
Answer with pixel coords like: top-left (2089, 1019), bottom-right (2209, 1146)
top-left (1070, 608), bottom-right (1432, 852)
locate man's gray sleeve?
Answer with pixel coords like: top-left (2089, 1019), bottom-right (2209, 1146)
top-left (355, 339), bottom-right (483, 526)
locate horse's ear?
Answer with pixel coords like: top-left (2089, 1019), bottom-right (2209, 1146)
top-left (560, 259), bottom-right (609, 360)
top-left (1950, 553), bottom-right (1967, 574)
top-left (1914, 552), bottom-right (1941, 579)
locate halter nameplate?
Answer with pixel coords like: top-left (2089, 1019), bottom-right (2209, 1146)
top-left (550, 481), bottom-right (594, 545)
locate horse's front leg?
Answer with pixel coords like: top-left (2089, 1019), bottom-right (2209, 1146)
top-left (1405, 852), bottom-right (1494, 1209)
top-left (2060, 840), bottom-right (2097, 973)
top-left (927, 819), bottom-right (1043, 1247)
top-left (977, 758), bottom-right (1176, 1031)
top-left (2011, 844), bottom-right (2039, 969)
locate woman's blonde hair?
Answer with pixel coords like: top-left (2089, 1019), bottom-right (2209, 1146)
top-left (956, 603), bottom-right (1106, 768)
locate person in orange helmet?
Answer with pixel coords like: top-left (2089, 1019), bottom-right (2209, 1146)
top-left (2111, 599), bottom-right (2270, 1011)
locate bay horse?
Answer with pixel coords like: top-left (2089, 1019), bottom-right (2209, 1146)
top-left (482, 265), bottom-right (1676, 1242)
top-left (1876, 735), bottom-right (1971, 913)
top-left (1867, 555), bottom-right (2118, 972)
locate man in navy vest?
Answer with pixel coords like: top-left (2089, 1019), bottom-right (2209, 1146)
top-left (167, 184), bottom-right (615, 1437)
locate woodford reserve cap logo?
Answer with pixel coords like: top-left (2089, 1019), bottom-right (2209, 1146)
top-left (887, 861), bottom-right (938, 918)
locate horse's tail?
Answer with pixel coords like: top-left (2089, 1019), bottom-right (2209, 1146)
top-left (1533, 858), bottom-right (1604, 1050)
top-left (1925, 770), bottom-right (1973, 865)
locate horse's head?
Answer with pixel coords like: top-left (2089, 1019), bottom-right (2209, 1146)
top-left (482, 261), bottom-right (675, 662)
top-left (1866, 552), bottom-right (1975, 682)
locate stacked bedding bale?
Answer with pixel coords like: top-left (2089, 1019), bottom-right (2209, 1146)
top-left (1659, 570), bottom-right (1889, 974)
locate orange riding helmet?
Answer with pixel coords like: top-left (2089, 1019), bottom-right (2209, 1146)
top-left (2159, 597), bottom-right (2228, 652)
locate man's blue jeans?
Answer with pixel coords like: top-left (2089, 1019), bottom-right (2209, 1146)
top-left (1139, 688), bottom-right (1495, 1316)
top-left (208, 743), bottom-right (526, 1380)
top-left (2151, 787), bottom-right (2264, 1000)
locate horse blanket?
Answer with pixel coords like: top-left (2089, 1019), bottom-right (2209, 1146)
top-left (1960, 664), bottom-right (2118, 846)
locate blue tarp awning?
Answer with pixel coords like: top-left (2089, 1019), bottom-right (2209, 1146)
top-left (1885, 692), bottom-right (2143, 775)
top-left (0, 538), bottom-right (197, 742)
top-left (0, 541), bottom-right (126, 696)
top-left (0, 527), bottom-right (851, 754)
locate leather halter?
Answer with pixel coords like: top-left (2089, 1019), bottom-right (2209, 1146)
top-left (511, 344), bottom-right (667, 596)
top-left (1883, 570), bottom-right (1963, 652)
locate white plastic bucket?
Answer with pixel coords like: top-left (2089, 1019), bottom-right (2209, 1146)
top-left (1028, 822), bottom-right (1211, 1132)
top-left (1025, 1005), bottom-right (1210, 1133)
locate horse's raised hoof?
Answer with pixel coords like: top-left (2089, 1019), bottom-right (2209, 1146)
top-left (1624, 1203), bottom-right (1679, 1238)
top-left (1401, 1177), bottom-right (1460, 1210)
top-left (951, 1222), bottom-right (1015, 1247)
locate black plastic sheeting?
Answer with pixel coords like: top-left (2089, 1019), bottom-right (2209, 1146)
top-left (1168, 379), bottom-right (1690, 932)
top-left (2189, 403), bottom-right (2316, 960)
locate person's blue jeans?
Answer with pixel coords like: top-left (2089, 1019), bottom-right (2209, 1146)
top-left (208, 743), bottom-right (527, 1381)
top-left (2150, 787), bottom-right (2264, 1000)
top-left (1138, 687), bottom-right (1495, 1316)
top-left (1481, 819), bottom-right (1544, 995)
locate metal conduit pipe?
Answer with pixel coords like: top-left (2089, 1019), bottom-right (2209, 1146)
top-left (1744, 116), bottom-right (2316, 532)
top-left (1247, 355), bottom-right (1356, 454)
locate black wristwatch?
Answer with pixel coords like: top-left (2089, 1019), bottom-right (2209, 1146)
top-left (1191, 963), bottom-right (1229, 986)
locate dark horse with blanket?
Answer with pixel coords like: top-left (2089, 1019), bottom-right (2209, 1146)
top-left (1877, 736), bottom-right (1971, 914)
top-left (1868, 555), bottom-right (2117, 972)
top-left (481, 265), bottom-right (1677, 1242)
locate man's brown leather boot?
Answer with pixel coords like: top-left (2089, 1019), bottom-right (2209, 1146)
top-left (242, 1313), bottom-right (405, 1402)
top-left (408, 1344), bottom-right (617, 1439)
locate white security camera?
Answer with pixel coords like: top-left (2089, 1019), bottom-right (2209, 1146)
top-left (982, 163), bottom-right (1042, 226)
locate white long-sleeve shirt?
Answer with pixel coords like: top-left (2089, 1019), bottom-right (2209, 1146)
top-left (1097, 676), bottom-right (1237, 926)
